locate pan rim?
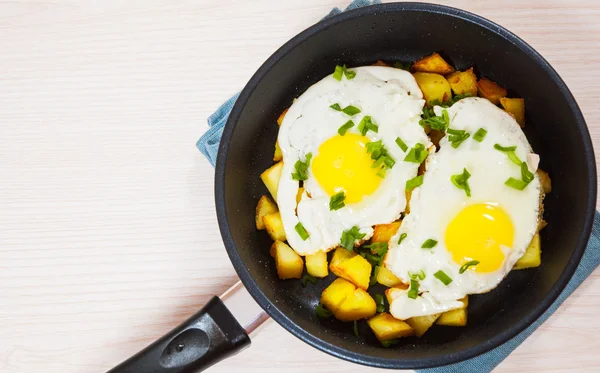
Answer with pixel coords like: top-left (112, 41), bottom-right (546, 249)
top-left (215, 2), bottom-right (597, 369)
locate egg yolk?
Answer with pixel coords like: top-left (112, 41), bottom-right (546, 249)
top-left (311, 134), bottom-right (382, 203)
top-left (445, 203), bottom-right (514, 273)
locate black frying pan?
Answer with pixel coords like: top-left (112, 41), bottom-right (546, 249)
top-left (108, 3), bottom-right (596, 372)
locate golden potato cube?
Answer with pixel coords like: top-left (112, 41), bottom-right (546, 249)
top-left (477, 77), bottom-right (507, 105)
top-left (306, 251), bottom-right (328, 278)
top-left (320, 278), bottom-right (356, 314)
top-left (514, 234), bottom-right (541, 270)
top-left (405, 314), bottom-right (440, 337)
top-left (436, 308), bottom-right (467, 326)
top-left (413, 72), bottom-right (452, 106)
top-left (335, 287), bottom-right (377, 321)
top-left (270, 241), bottom-right (303, 279)
top-left (330, 247), bottom-right (357, 273)
top-left (537, 169), bottom-right (552, 194)
top-left (412, 52), bottom-right (455, 75)
top-left (446, 68), bottom-right (478, 96)
top-left (277, 108), bottom-right (289, 126)
top-left (372, 60), bottom-right (389, 67)
top-left (255, 195), bottom-right (278, 230)
top-left (376, 266), bottom-right (403, 288)
top-left (333, 254), bottom-right (372, 290)
top-left (500, 97), bottom-right (525, 127)
top-left (263, 212), bottom-right (286, 242)
top-left (296, 187), bottom-right (304, 205)
top-left (260, 161), bottom-right (283, 200)
top-left (367, 312), bottom-right (415, 341)
top-left (273, 141), bottom-right (283, 161)
top-left (372, 221), bottom-right (401, 243)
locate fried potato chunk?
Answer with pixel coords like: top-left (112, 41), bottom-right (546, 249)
top-left (436, 296), bottom-right (469, 326)
top-left (405, 314), bottom-right (441, 337)
top-left (277, 108), bottom-right (289, 126)
top-left (446, 68), bottom-right (478, 96)
top-left (334, 255), bottom-right (372, 290)
top-left (263, 211), bottom-right (286, 241)
top-left (477, 77), bottom-right (507, 105)
top-left (273, 141), bottom-right (283, 161)
top-left (321, 278), bottom-right (356, 314)
top-left (255, 195), bottom-right (278, 230)
top-left (413, 72), bottom-right (452, 106)
top-left (513, 233), bottom-right (541, 269)
top-left (306, 250), bottom-right (328, 278)
top-left (270, 241), bottom-right (303, 279)
top-left (260, 161), bottom-right (283, 200)
top-left (537, 169), bottom-right (552, 194)
top-left (500, 97), bottom-right (525, 127)
top-left (412, 52), bottom-right (455, 75)
top-left (372, 222), bottom-right (401, 243)
top-left (368, 312), bottom-right (415, 341)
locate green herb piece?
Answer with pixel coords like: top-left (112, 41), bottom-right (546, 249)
top-left (329, 191), bottom-right (346, 211)
top-left (446, 128), bottom-right (471, 149)
top-left (408, 279), bottom-right (419, 299)
top-left (421, 239), bottom-right (438, 249)
top-left (333, 65), bottom-right (344, 81)
top-left (353, 320), bottom-right (359, 337)
top-left (342, 105), bottom-right (361, 116)
top-left (301, 273), bottom-right (317, 287)
top-left (434, 270), bottom-right (453, 285)
top-left (291, 153), bottom-right (312, 181)
top-left (330, 103), bottom-right (342, 111)
top-left (398, 233), bottom-right (407, 245)
top-left (395, 137), bottom-right (408, 152)
top-left (315, 303), bottom-right (333, 318)
top-left (419, 108), bottom-right (450, 131)
top-left (521, 161), bottom-right (534, 183)
top-left (450, 168), bottom-right (472, 197)
top-left (295, 222), bottom-right (310, 241)
top-left (393, 61), bottom-right (412, 71)
top-left (459, 260), bottom-right (480, 274)
top-left (405, 175), bottom-right (424, 192)
top-left (505, 177), bottom-right (529, 190)
top-left (338, 120), bottom-right (355, 135)
top-left (343, 64), bottom-right (356, 80)
top-left (447, 93), bottom-right (473, 106)
top-left (403, 143), bottom-right (428, 164)
top-left (381, 339), bottom-right (400, 347)
top-left (340, 226), bottom-right (366, 251)
top-left (370, 266), bottom-right (379, 286)
top-left (365, 242), bottom-right (388, 256)
top-left (409, 269), bottom-right (426, 280)
top-left (473, 128), bottom-right (487, 142)
top-left (375, 294), bottom-right (386, 313)
top-left (494, 144), bottom-right (522, 165)
top-left (366, 139), bottom-right (395, 178)
top-left (365, 252), bottom-right (383, 267)
top-left (358, 116), bottom-right (379, 135)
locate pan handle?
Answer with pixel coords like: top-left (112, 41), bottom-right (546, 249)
top-left (107, 281), bottom-right (268, 373)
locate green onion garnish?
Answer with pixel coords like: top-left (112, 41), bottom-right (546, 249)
top-left (366, 139), bottom-right (395, 178)
top-left (291, 153), bottom-right (312, 181)
top-left (419, 108), bottom-right (450, 131)
top-left (521, 161), bottom-right (534, 183)
top-left (353, 320), bottom-right (359, 337)
top-left (295, 222), bottom-right (309, 241)
top-left (409, 269), bottom-right (426, 280)
top-left (329, 191), bottom-right (346, 211)
top-left (446, 128), bottom-right (470, 149)
top-left (459, 260), bottom-right (480, 274)
top-left (393, 61), bottom-right (412, 71)
top-left (370, 266), bottom-right (379, 286)
top-left (330, 103), bottom-right (342, 111)
top-left (340, 226), bottom-right (366, 251)
top-left (375, 293), bottom-right (386, 313)
top-left (342, 105), bottom-right (361, 116)
top-left (301, 273), bottom-right (317, 286)
top-left (450, 168), bottom-right (472, 197)
top-left (365, 252), bottom-right (383, 267)
top-left (333, 64), bottom-right (356, 80)
top-left (434, 270), bottom-right (453, 285)
top-left (315, 303), bottom-right (333, 318)
top-left (381, 339), bottom-right (400, 347)
top-left (448, 93), bottom-right (473, 106)
top-left (505, 177), bottom-right (529, 190)
top-left (494, 144), bottom-right (522, 166)
top-left (395, 137), bottom-right (408, 152)
top-left (398, 232), bottom-right (407, 245)
top-left (365, 242), bottom-right (388, 256)
top-left (403, 143), bottom-right (428, 164)
top-left (338, 120), bottom-right (355, 136)
top-left (343, 64), bottom-right (356, 80)
top-left (405, 175), bottom-right (424, 192)
top-left (473, 128), bottom-right (487, 142)
top-left (421, 239), bottom-right (438, 249)
top-left (358, 116), bottom-right (378, 135)
top-left (408, 279), bottom-right (419, 299)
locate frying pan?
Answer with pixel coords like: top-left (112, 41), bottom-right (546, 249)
top-left (107, 2), bottom-right (596, 372)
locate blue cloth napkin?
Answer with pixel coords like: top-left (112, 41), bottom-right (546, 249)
top-left (196, 1), bottom-right (600, 372)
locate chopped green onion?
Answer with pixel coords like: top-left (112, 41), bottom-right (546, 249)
top-left (291, 153), bottom-right (312, 181)
top-left (353, 320), bottom-right (359, 337)
top-left (450, 168), bottom-right (472, 197)
top-left (409, 269), bottom-right (426, 280)
top-left (365, 252), bottom-right (383, 267)
top-left (408, 279), bottom-right (419, 299)
top-left (342, 105), bottom-right (361, 116)
top-left (358, 116), bottom-right (379, 135)
top-left (393, 61), bottom-right (412, 71)
top-left (403, 143), bottom-right (428, 164)
top-left (381, 339), bottom-right (400, 347)
top-left (446, 128), bottom-right (470, 149)
top-left (370, 266), bottom-right (379, 286)
top-left (333, 65), bottom-right (344, 81)
top-left (420, 108), bottom-right (450, 131)
top-left (473, 128), bottom-right (487, 142)
top-left (338, 120), bottom-right (355, 135)
top-left (505, 177), bottom-right (529, 190)
top-left (329, 191), bottom-right (346, 211)
top-left (330, 103), bottom-right (342, 111)
top-left (395, 137), bottom-right (408, 152)
top-left (448, 93), bottom-right (473, 106)
top-left (521, 162), bottom-right (534, 183)
top-left (301, 273), bottom-right (317, 286)
top-left (405, 175), bottom-right (424, 192)
top-left (295, 222), bottom-right (310, 241)
top-left (434, 270), bottom-right (453, 285)
top-left (340, 226), bottom-right (366, 251)
top-left (343, 64), bottom-right (356, 80)
top-left (315, 303), bottom-right (333, 318)
top-left (375, 294), bottom-right (386, 313)
top-left (365, 242), bottom-right (388, 256)
top-left (398, 233), bottom-right (407, 245)
top-left (459, 260), bottom-right (480, 274)
top-left (421, 239), bottom-right (438, 249)
top-left (366, 139), bottom-right (395, 178)
top-left (494, 144), bottom-right (522, 165)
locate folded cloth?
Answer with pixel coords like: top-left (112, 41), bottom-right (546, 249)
top-left (196, 1), bottom-right (600, 372)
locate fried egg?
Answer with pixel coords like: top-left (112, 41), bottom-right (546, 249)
top-left (277, 66), bottom-right (430, 255)
top-left (385, 97), bottom-right (542, 320)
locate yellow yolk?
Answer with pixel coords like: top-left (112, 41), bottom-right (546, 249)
top-left (445, 203), bottom-right (514, 273)
top-left (311, 134), bottom-right (382, 203)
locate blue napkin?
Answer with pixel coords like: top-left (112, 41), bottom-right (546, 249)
top-left (196, 1), bottom-right (600, 372)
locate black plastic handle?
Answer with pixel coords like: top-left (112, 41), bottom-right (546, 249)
top-left (107, 296), bottom-right (251, 373)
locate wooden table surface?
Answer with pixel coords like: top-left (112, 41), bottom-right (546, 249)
top-left (1, 1), bottom-right (599, 372)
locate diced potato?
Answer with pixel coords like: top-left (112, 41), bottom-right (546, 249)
top-left (477, 77), bottom-right (507, 105)
top-left (277, 108), bottom-right (289, 126)
top-left (296, 187), bottom-right (304, 205)
top-left (376, 266), bottom-right (404, 288)
top-left (260, 161), bottom-right (283, 200)
top-left (367, 312), bottom-right (415, 341)
top-left (270, 241), bottom-right (303, 279)
top-left (413, 72), bottom-right (452, 106)
top-left (446, 68), bottom-right (478, 96)
top-left (263, 212), bottom-right (286, 241)
top-left (436, 308), bottom-right (467, 326)
top-left (255, 195), bottom-right (278, 230)
top-left (405, 314), bottom-right (440, 337)
top-left (273, 141), bottom-right (282, 161)
top-left (514, 233), bottom-right (541, 269)
top-left (537, 169), bottom-right (552, 194)
top-left (372, 60), bottom-right (389, 67)
top-left (306, 251), bottom-right (328, 278)
top-left (412, 52), bottom-right (455, 75)
top-left (500, 97), bottom-right (525, 127)
top-left (330, 246), bottom-right (357, 273)
top-left (372, 222), bottom-right (401, 243)
top-left (321, 278), bottom-right (356, 313)
top-left (333, 255), bottom-right (372, 290)
top-left (335, 287), bottom-right (377, 321)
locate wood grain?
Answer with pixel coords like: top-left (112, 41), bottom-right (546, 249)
top-left (0, 1), bottom-right (598, 372)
